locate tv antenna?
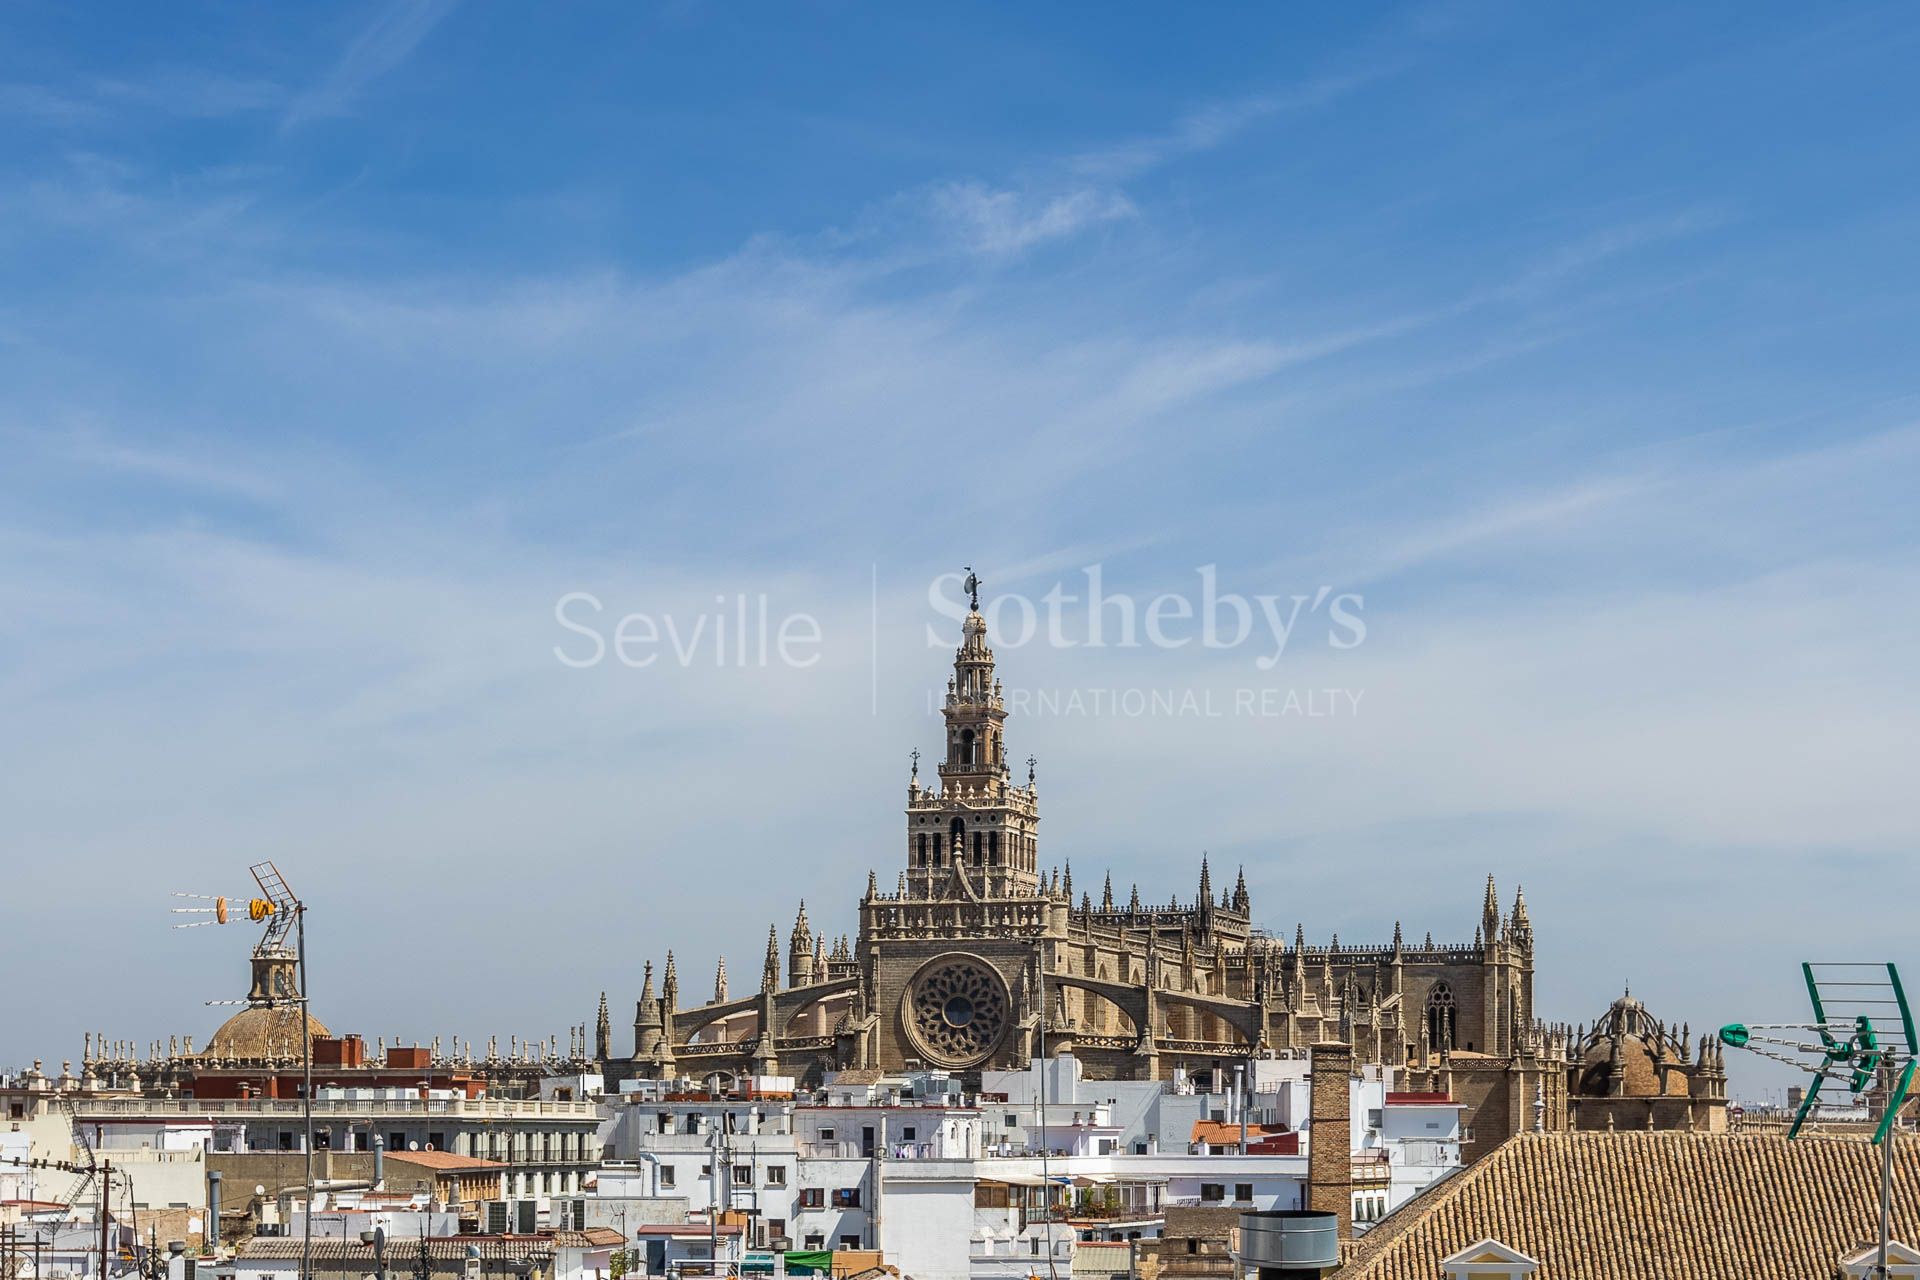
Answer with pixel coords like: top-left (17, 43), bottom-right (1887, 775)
top-left (1721, 962), bottom-right (1915, 1279)
top-left (173, 861), bottom-right (314, 1280)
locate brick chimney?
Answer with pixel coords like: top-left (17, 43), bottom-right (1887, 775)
top-left (1307, 1040), bottom-right (1353, 1239)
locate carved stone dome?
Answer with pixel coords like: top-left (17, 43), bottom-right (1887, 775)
top-left (204, 1005), bottom-right (331, 1061)
top-left (203, 953), bottom-right (329, 1060)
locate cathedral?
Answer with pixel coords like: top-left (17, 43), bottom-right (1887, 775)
top-left (603, 594), bottom-right (1554, 1112)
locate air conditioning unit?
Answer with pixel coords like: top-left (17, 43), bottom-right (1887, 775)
top-left (484, 1201), bottom-right (511, 1234)
top-left (514, 1199), bottom-right (538, 1234)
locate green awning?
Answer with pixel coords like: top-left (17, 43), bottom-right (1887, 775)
top-left (782, 1250), bottom-right (836, 1275)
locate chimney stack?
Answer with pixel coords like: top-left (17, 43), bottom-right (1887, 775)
top-left (1307, 1040), bottom-right (1354, 1240)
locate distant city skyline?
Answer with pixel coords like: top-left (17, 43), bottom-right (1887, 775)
top-left (4, 3), bottom-right (1918, 1099)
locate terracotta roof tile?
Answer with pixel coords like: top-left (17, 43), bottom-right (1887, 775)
top-left (1338, 1130), bottom-right (1919, 1280)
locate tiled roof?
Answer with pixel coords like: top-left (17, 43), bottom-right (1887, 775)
top-left (1190, 1120), bottom-right (1296, 1151)
top-left (1338, 1130), bottom-right (1920, 1280)
top-left (386, 1150), bottom-right (505, 1170)
top-left (547, 1228), bottom-right (625, 1248)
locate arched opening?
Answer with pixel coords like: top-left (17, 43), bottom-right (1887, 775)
top-left (960, 728), bottom-right (976, 766)
top-left (933, 834), bottom-right (944, 867)
top-left (972, 831), bottom-right (983, 866)
top-left (1426, 982), bottom-right (1457, 1050)
top-left (917, 832), bottom-right (928, 864)
top-left (989, 831), bottom-right (1000, 864)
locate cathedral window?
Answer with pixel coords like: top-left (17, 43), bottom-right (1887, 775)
top-left (973, 831), bottom-right (983, 865)
top-left (933, 834), bottom-right (944, 866)
top-left (1427, 983), bottom-right (1457, 1049)
top-left (961, 728), bottom-right (976, 765)
top-left (918, 833), bottom-right (927, 864)
top-left (989, 831), bottom-right (1000, 863)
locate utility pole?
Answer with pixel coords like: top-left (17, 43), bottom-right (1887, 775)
top-left (99, 1161), bottom-right (112, 1280)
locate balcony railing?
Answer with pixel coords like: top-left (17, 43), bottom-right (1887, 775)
top-left (72, 1096), bottom-right (600, 1120)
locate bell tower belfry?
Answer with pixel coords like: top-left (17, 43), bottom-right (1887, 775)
top-left (904, 570), bottom-right (1040, 899)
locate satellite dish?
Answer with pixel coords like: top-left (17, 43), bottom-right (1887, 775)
top-left (409, 1141), bottom-right (421, 1151)
top-left (255, 1185), bottom-right (266, 1197)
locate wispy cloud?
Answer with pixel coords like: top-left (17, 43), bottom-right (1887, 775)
top-left (1070, 65), bottom-right (1401, 182)
top-left (924, 182), bottom-right (1136, 255)
top-left (283, 0), bottom-right (458, 128)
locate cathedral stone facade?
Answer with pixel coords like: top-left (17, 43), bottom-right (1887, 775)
top-left (608, 600), bottom-right (1556, 1107)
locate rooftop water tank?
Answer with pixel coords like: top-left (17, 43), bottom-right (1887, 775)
top-left (1237, 1210), bottom-right (1339, 1278)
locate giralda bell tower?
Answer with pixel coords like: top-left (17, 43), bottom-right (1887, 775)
top-left (904, 573), bottom-right (1041, 899)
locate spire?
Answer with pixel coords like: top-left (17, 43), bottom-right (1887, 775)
top-left (1063, 860), bottom-right (1073, 898)
top-left (1482, 873), bottom-right (1501, 945)
top-left (1102, 873), bottom-right (1114, 912)
top-left (1294, 922), bottom-right (1306, 953)
top-left (1392, 921), bottom-right (1404, 960)
top-left (1128, 883), bottom-right (1141, 912)
top-left (662, 952), bottom-right (679, 1006)
top-left (595, 992), bottom-right (610, 1061)
top-left (1232, 866), bottom-right (1249, 914)
top-left (792, 900), bottom-right (813, 951)
top-left (1198, 854), bottom-right (1212, 906)
top-left (763, 925), bottom-right (781, 993)
top-left (714, 957), bottom-right (729, 1003)
top-left (639, 962), bottom-right (656, 1006)
top-left (867, 869), bottom-right (879, 899)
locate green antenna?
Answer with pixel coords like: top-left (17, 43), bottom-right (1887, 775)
top-left (1720, 962), bottom-right (1915, 1142)
top-left (1722, 962), bottom-right (1915, 1280)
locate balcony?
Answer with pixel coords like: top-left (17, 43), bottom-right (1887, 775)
top-left (71, 1096), bottom-right (601, 1121)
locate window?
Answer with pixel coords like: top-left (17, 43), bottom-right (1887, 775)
top-left (989, 831), bottom-right (1000, 863)
top-left (388, 1132), bottom-right (406, 1152)
top-left (766, 1165), bottom-right (787, 1187)
top-left (1006, 1114), bottom-right (1018, 1127)
top-left (659, 1166), bottom-right (676, 1189)
top-left (804, 1236), bottom-right (824, 1251)
top-left (767, 1219), bottom-right (786, 1245)
top-left (819, 1127), bottom-right (835, 1141)
top-left (733, 1164), bottom-right (753, 1185)
top-left (832, 1188), bottom-right (862, 1209)
top-left (902, 1126), bottom-right (917, 1141)
top-left (917, 833), bottom-right (927, 863)
top-left (799, 1189), bottom-right (825, 1210)
top-left (1199, 1183), bottom-right (1225, 1203)
top-left (1234, 1184), bottom-right (1253, 1203)
top-left (278, 1132), bottom-right (294, 1151)
top-left (838, 1236), bottom-right (861, 1251)
top-left (313, 1129), bottom-right (331, 1150)
top-left (1426, 983), bottom-right (1457, 1050)
top-left (429, 1132), bottom-right (446, 1152)
top-left (1367, 1108), bottom-right (1384, 1129)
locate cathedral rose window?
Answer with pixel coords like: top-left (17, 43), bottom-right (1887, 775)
top-left (902, 953), bottom-right (1011, 1067)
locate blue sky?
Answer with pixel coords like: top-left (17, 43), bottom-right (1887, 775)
top-left (3, 2), bottom-right (1917, 1099)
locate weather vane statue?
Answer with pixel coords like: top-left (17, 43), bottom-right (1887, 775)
top-left (963, 565), bottom-right (982, 611)
top-left (1721, 962), bottom-right (1915, 1278)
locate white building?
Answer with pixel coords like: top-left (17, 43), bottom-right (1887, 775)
top-left (597, 1055), bottom-right (1463, 1280)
